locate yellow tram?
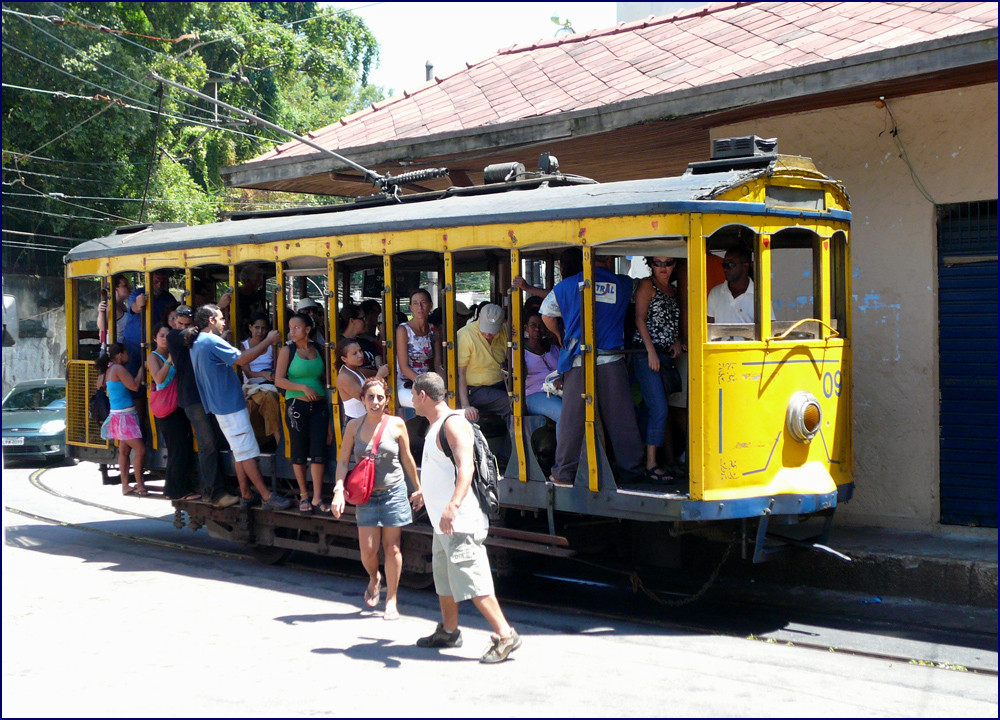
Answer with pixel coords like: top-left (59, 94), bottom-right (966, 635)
top-left (64, 139), bottom-right (852, 567)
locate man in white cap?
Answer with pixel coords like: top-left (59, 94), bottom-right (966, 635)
top-left (456, 303), bottom-right (510, 426)
top-left (295, 297), bottom-right (326, 346)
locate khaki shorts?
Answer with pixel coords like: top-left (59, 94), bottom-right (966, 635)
top-left (215, 408), bottom-right (260, 463)
top-left (432, 530), bottom-right (495, 603)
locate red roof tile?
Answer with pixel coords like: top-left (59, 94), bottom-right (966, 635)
top-left (247, 2), bottom-right (998, 164)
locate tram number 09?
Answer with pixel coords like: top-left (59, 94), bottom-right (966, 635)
top-left (822, 371), bottom-right (842, 398)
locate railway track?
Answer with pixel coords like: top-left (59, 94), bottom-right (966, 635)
top-left (7, 464), bottom-right (997, 676)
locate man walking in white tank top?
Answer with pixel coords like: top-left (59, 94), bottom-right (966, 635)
top-left (411, 372), bottom-right (522, 663)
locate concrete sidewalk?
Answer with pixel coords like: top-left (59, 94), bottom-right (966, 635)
top-left (746, 523), bottom-right (998, 608)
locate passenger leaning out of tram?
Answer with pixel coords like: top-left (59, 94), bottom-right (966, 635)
top-left (456, 303), bottom-right (511, 427)
top-left (96, 343), bottom-right (147, 496)
top-left (96, 273), bottom-right (131, 345)
top-left (336, 336), bottom-right (390, 425)
top-left (541, 254), bottom-right (645, 486)
top-left (332, 377), bottom-right (423, 621)
top-left (275, 311), bottom-right (332, 514)
top-left (632, 257), bottom-right (684, 482)
top-left (241, 313), bottom-right (282, 451)
top-left (395, 288), bottom-right (444, 408)
top-left (147, 322), bottom-right (198, 500)
top-left (187, 305), bottom-right (292, 511)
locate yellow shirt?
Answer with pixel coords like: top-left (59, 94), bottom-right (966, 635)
top-left (457, 320), bottom-right (508, 387)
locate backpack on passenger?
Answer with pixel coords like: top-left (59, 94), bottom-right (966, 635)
top-left (440, 414), bottom-right (502, 521)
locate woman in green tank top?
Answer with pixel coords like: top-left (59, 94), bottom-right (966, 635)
top-left (276, 312), bottom-right (332, 514)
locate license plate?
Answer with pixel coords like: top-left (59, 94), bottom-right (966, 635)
top-left (3, 437), bottom-right (25, 446)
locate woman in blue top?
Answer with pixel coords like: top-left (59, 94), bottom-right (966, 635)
top-left (96, 342), bottom-right (147, 496)
top-left (148, 323), bottom-right (198, 500)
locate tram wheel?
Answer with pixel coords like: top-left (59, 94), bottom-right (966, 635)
top-left (248, 545), bottom-right (293, 565)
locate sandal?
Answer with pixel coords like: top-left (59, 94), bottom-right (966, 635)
top-left (645, 467), bottom-right (673, 483)
top-left (180, 492), bottom-right (202, 501)
top-left (135, 487), bottom-right (150, 497)
top-left (318, 502), bottom-right (331, 514)
top-left (364, 572), bottom-right (381, 608)
top-left (298, 498), bottom-right (314, 514)
top-left (122, 486), bottom-right (138, 496)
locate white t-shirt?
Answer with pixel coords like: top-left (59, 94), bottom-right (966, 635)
top-left (240, 339), bottom-right (274, 384)
top-left (420, 412), bottom-right (488, 535)
top-left (707, 278), bottom-right (757, 324)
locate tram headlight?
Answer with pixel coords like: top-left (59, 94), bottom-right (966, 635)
top-left (786, 391), bottom-right (822, 443)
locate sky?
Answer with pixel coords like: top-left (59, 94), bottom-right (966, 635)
top-left (335, 2), bottom-right (703, 97)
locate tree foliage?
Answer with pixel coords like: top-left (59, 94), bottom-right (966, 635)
top-left (2, 1), bottom-right (383, 274)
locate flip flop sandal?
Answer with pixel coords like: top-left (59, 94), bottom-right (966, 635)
top-left (135, 488), bottom-right (150, 497)
top-left (122, 487), bottom-right (138, 496)
top-left (180, 493), bottom-right (202, 501)
top-left (364, 573), bottom-right (381, 608)
top-left (298, 498), bottom-right (313, 514)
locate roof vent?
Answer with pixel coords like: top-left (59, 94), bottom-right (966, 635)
top-left (712, 136), bottom-right (777, 160)
top-left (111, 222), bottom-right (186, 236)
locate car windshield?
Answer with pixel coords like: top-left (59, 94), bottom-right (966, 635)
top-left (2, 386), bottom-right (66, 411)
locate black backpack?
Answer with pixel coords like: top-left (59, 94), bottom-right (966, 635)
top-left (440, 414), bottom-right (502, 521)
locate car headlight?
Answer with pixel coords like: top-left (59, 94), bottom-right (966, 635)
top-left (38, 420), bottom-right (66, 435)
top-left (786, 391), bottom-right (821, 443)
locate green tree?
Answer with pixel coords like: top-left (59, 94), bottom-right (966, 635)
top-left (2, 1), bottom-right (383, 275)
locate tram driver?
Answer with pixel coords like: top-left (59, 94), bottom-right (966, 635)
top-left (706, 247), bottom-right (773, 340)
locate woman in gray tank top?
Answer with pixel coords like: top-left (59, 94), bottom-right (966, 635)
top-left (331, 377), bottom-right (423, 621)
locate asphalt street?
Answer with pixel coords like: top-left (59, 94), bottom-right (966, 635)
top-left (3, 462), bottom-right (997, 717)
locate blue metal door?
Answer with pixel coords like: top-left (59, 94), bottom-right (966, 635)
top-left (937, 200), bottom-right (998, 527)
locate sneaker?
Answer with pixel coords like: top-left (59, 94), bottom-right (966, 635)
top-left (238, 495), bottom-right (254, 512)
top-left (214, 493), bottom-right (240, 508)
top-left (261, 492), bottom-right (292, 511)
top-left (416, 623), bottom-right (463, 648)
top-left (480, 628), bottom-right (521, 664)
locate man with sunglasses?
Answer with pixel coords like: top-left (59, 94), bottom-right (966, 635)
top-left (707, 248), bottom-right (755, 326)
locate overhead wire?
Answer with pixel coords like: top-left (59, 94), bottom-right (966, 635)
top-left (15, 182), bottom-right (135, 221)
top-left (2, 204), bottom-right (116, 222)
top-left (3, 12), bottom-right (281, 142)
top-left (2, 191), bottom-right (320, 207)
top-left (1, 149), bottom-right (151, 167)
top-left (4, 8), bottom-right (247, 127)
top-left (0, 166), bottom-right (105, 184)
top-left (2, 228), bottom-right (85, 242)
top-left (0, 59), bottom-right (279, 147)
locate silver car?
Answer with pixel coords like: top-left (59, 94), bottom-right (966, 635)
top-left (2, 379), bottom-right (67, 465)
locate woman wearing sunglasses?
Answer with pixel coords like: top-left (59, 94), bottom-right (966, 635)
top-left (633, 256), bottom-right (684, 482)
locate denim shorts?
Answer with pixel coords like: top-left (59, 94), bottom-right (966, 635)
top-left (355, 481), bottom-right (412, 528)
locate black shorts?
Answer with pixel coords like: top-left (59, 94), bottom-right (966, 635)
top-left (286, 398), bottom-right (328, 465)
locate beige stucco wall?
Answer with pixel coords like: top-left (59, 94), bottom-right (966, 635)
top-left (713, 82), bottom-right (998, 530)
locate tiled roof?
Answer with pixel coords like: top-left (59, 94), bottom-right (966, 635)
top-left (251, 2), bottom-right (997, 163)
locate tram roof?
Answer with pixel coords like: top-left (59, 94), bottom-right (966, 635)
top-left (65, 163), bottom-right (846, 263)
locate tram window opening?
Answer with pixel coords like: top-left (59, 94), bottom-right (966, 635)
top-left (830, 232), bottom-right (848, 338)
top-left (770, 230), bottom-right (820, 339)
top-left (706, 227), bottom-right (759, 340)
top-left (76, 277), bottom-right (103, 361)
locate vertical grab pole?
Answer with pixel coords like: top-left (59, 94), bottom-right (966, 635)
top-left (757, 234), bottom-right (772, 342)
top-left (328, 257), bottom-right (343, 449)
top-left (817, 227), bottom-right (832, 338)
top-left (509, 248), bottom-right (527, 482)
top-left (687, 215), bottom-right (705, 502)
top-left (581, 246), bottom-right (599, 493)
top-left (383, 254), bottom-right (397, 415)
top-left (275, 261), bottom-right (292, 459)
top-left (143, 270), bottom-right (158, 450)
top-left (443, 252), bottom-right (457, 409)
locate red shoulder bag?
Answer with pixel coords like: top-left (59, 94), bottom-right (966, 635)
top-left (344, 416), bottom-right (388, 506)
